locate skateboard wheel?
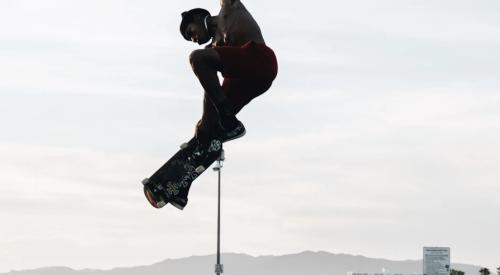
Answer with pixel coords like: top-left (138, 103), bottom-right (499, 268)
top-left (144, 188), bottom-right (165, 209)
top-left (180, 142), bottom-right (189, 149)
top-left (195, 165), bottom-right (205, 174)
top-left (141, 178), bottom-right (150, 186)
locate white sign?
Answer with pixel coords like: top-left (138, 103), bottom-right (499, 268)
top-left (423, 247), bottom-right (450, 275)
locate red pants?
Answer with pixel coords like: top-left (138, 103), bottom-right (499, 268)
top-left (196, 41), bottom-right (278, 140)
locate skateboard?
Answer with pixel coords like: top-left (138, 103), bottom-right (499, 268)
top-left (142, 137), bottom-right (223, 210)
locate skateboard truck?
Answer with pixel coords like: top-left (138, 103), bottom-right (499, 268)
top-left (196, 146), bottom-right (225, 173)
top-left (196, 148), bottom-right (225, 173)
top-left (142, 178), bottom-right (167, 208)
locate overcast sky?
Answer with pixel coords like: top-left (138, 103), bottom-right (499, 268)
top-left (1, 0), bottom-right (499, 273)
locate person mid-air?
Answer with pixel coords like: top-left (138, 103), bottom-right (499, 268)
top-left (179, 0), bottom-right (278, 154)
top-left (141, 0), bottom-right (279, 210)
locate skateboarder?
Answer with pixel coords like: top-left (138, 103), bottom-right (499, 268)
top-left (179, 0), bottom-right (278, 157)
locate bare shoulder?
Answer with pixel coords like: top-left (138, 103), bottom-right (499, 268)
top-left (220, 0), bottom-right (242, 9)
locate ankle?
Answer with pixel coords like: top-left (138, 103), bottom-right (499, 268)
top-left (216, 99), bottom-right (234, 117)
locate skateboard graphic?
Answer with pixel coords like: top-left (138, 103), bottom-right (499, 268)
top-left (142, 137), bottom-right (223, 210)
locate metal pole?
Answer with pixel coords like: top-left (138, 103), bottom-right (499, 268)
top-left (213, 149), bottom-right (225, 275)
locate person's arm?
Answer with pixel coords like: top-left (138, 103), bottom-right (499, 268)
top-left (205, 32), bottom-right (224, 48)
top-left (204, 16), bottom-right (224, 48)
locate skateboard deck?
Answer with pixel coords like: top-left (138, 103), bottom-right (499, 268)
top-left (142, 137), bottom-right (223, 209)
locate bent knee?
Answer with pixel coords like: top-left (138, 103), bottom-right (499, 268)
top-left (189, 49), bottom-right (205, 66)
top-left (189, 49), bottom-right (221, 71)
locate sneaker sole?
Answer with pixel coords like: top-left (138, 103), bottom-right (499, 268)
top-left (222, 128), bottom-right (246, 143)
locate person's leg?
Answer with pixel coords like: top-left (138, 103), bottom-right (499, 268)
top-left (217, 78), bottom-right (274, 142)
top-left (189, 49), bottom-right (238, 129)
top-left (195, 92), bottom-right (223, 143)
top-left (195, 78), bottom-right (253, 144)
top-left (190, 43), bottom-right (276, 139)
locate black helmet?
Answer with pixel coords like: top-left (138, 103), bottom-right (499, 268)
top-left (180, 8), bottom-right (211, 41)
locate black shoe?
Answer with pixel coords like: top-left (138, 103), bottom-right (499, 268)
top-left (220, 120), bottom-right (246, 142)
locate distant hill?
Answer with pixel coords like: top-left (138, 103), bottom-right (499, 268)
top-left (0, 251), bottom-right (483, 275)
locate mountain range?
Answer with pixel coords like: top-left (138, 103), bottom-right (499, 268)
top-left (1, 251), bottom-right (484, 275)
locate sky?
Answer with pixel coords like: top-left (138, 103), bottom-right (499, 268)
top-left (1, 0), bottom-right (500, 273)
